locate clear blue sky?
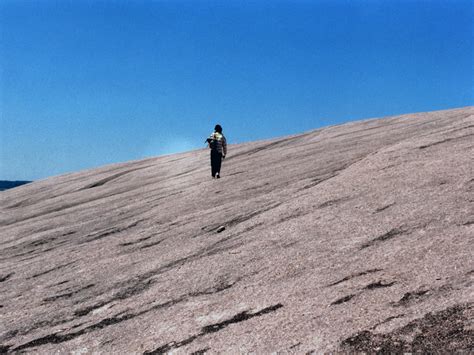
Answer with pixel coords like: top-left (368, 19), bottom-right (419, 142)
top-left (1, 0), bottom-right (473, 181)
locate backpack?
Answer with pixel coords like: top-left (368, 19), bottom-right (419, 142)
top-left (208, 133), bottom-right (221, 151)
top-left (209, 139), bottom-right (218, 151)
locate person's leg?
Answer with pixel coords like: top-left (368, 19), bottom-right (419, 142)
top-left (210, 151), bottom-right (218, 178)
top-left (215, 153), bottom-right (222, 178)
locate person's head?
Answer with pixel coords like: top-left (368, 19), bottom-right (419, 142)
top-left (214, 124), bottom-right (223, 133)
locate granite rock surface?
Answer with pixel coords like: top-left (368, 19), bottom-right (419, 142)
top-left (1, 107), bottom-right (473, 353)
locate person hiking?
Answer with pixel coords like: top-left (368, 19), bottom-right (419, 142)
top-left (206, 124), bottom-right (227, 179)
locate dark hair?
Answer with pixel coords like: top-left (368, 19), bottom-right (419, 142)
top-left (214, 124), bottom-right (222, 133)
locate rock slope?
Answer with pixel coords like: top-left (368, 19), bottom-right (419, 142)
top-left (1, 107), bottom-right (473, 353)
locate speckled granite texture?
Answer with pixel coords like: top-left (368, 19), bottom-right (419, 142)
top-left (1, 107), bottom-right (473, 353)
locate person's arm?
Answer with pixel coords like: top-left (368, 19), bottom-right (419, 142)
top-left (222, 136), bottom-right (227, 157)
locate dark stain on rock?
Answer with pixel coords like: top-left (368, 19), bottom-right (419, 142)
top-left (139, 239), bottom-right (165, 250)
top-left (83, 166), bottom-right (152, 189)
top-left (228, 171), bottom-right (244, 176)
top-left (302, 176), bottom-right (332, 190)
top-left (119, 235), bottom-right (154, 247)
top-left (360, 228), bottom-right (407, 249)
top-left (371, 314), bottom-right (405, 330)
top-left (28, 261), bottom-right (76, 279)
top-left (74, 301), bottom-right (110, 317)
top-left (144, 304), bottom-right (284, 354)
top-left (331, 294), bottom-right (355, 305)
top-left (340, 303), bottom-right (473, 353)
top-left (419, 133), bottom-right (474, 149)
top-left (395, 289), bottom-right (429, 306)
top-left (78, 220), bottom-right (143, 244)
top-left (328, 268), bottom-right (383, 287)
top-left (43, 284), bottom-right (94, 303)
top-left (52, 280), bottom-right (70, 287)
top-left (189, 281), bottom-right (235, 297)
top-left (289, 342), bottom-right (302, 349)
top-left (0, 330), bottom-right (18, 342)
top-left (191, 347), bottom-right (210, 355)
top-left (364, 280), bottom-right (396, 290)
top-left (374, 203), bottom-right (395, 213)
top-left (0, 273), bottom-right (13, 282)
top-left (202, 304), bottom-right (284, 335)
top-left (318, 197), bottom-right (349, 209)
top-left (0, 345), bottom-right (11, 353)
top-left (225, 203), bottom-right (283, 228)
top-left (12, 299), bottom-right (181, 352)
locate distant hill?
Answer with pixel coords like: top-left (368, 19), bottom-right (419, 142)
top-left (0, 180), bottom-right (32, 191)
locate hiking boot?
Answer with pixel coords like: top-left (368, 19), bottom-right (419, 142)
top-left (216, 173), bottom-right (220, 179)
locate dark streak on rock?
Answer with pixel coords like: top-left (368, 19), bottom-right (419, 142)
top-left (119, 235), bottom-right (154, 246)
top-left (189, 281), bottom-right (236, 297)
top-left (340, 303), bottom-right (473, 353)
top-left (0, 273), bottom-right (13, 282)
top-left (228, 171), bottom-right (244, 176)
top-left (318, 197), bottom-right (349, 209)
top-left (364, 280), bottom-right (396, 290)
top-left (74, 301), bottom-right (110, 317)
top-left (446, 124), bottom-right (474, 134)
top-left (289, 342), bottom-right (302, 349)
top-left (371, 314), bottom-right (405, 330)
top-left (191, 347), bottom-right (210, 355)
top-left (144, 304), bottom-right (284, 354)
top-left (331, 294), bottom-right (355, 305)
top-left (139, 239), bottom-right (165, 250)
top-left (43, 284), bottom-right (95, 303)
top-left (0, 330), bottom-right (18, 342)
top-left (12, 299), bottom-right (181, 352)
top-left (374, 203), bottom-right (395, 213)
top-left (395, 290), bottom-right (429, 306)
top-left (0, 345), bottom-right (11, 353)
top-left (302, 176), bottom-right (333, 190)
top-left (277, 210), bottom-right (312, 224)
top-left (29, 261), bottom-right (76, 279)
top-left (328, 269), bottom-right (382, 287)
top-left (360, 228), bottom-right (407, 249)
top-left (226, 202), bottom-right (283, 228)
top-left (83, 166), bottom-right (152, 189)
top-left (52, 280), bottom-right (70, 286)
top-left (203, 303), bottom-right (284, 334)
top-left (78, 220), bottom-right (143, 244)
top-left (419, 133), bottom-right (474, 149)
